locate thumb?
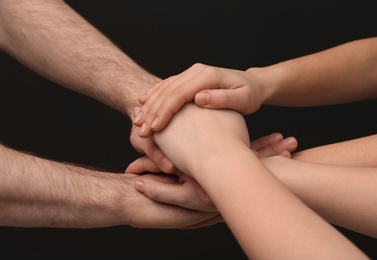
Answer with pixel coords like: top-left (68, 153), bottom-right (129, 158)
top-left (194, 89), bottom-right (252, 114)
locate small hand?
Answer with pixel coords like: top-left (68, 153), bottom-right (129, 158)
top-left (130, 107), bottom-right (176, 174)
top-left (251, 132), bottom-right (298, 159)
top-left (127, 132), bottom-right (297, 213)
top-left (134, 63), bottom-right (263, 137)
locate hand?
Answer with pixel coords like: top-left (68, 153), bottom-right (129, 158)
top-left (126, 156), bottom-right (217, 213)
top-left (251, 132), bottom-right (298, 159)
top-left (134, 63), bottom-right (263, 137)
top-left (120, 173), bottom-right (220, 229)
top-left (127, 132), bottom-right (297, 213)
top-left (130, 107), bottom-right (176, 174)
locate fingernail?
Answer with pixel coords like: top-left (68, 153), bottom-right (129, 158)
top-left (135, 181), bottom-right (144, 193)
top-left (195, 92), bottom-right (209, 106)
top-left (271, 133), bottom-right (283, 142)
top-left (151, 117), bottom-right (159, 129)
top-left (139, 122), bottom-right (147, 136)
top-left (285, 137), bottom-right (296, 148)
top-left (138, 95), bottom-right (147, 104)
top-left (134, 111), bottom-right (143, 123)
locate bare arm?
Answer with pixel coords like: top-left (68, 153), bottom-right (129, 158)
top-left (292, 134), bottom-right (377, 167)
top-left (130, 133), bottom-right (298, 212)
top-left (0, 0), bottom-right (158, 117)
top-left (0, 144), bottom-right (217, 228)
top-left (257, 134), bottom-right (377, 237)
top-left (136, 37), bottom-right (377, 135)
top-left (263, 155), bottom-right (377, 238)
top-left (153, 103), bottom-right (365, 259)
top-left (259, 37), bottom-right (377, 106)
top-left (0, 0), bottom-right (177, 173)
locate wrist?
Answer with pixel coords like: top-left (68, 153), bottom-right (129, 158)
top-left (245, 66), bottom-right (282, 106)
top-left (93, 55), bottom-right (161, 118)
top-left (119, 71), bottom-right (161, 118)
top-left (190, 140), bottom-right (251, 180)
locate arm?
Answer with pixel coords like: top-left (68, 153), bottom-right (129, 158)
top-left (134, 129), bottom-right (377, 235)
top-left (0, 0), bottom-right (157, 116)
top-left (292, 134), bottom-right (377, 167)
top-left (0, 144), bottom-right (217, 228)
top-left (260, 134), bottom-right (377, 237)
top-left (153, 103), bottom-right (366, 259)
top-left (0, 0), bottom-right (175, 172)
top-left (260, 37), bottom-right (377, 106)
top-left (262, 155), bottom-right (377, 238)
top-left (135, 37), bottom-right (377, 136)
top-left (130, 133), bottom-right (298, 211)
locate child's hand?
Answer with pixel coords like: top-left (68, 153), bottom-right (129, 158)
top-left (126, 132), bottom-right (297, 212)
top-left (134, 63), bottom-right (264, 137)
top-left (251, 133), bottom-right (298, 159)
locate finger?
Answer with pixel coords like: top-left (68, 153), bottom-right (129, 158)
top-left (138, 173), bottom-right (180, 184)
top-left (135, 77), bottom-right (178, 130)
top-left (138, 64), bottom-right (225, 134)
top-left (125, 156), bottom-right (160, 174)
top-left (194, 88), bottom-right (253, 114)
top-left (137, 72), bottom-right (198, 133)
top-left (178, 174), bottom-right (213, 205)
top-left (135, 175), bottom-right (217, 212)
top-left (251, 133), bottom-right (284, 151)
top-left (146, 143), bottom-right (176, 173)
top-left (258, 136), bottom-right (298, 158)
top-left (133, 106), bottom-right (143, 127)
top-left (138, 76), bottom-right (180, 122)
top-left (130, 129), bottom-right (176, 173)
top-left (138, 80), bottom-right (166, 105)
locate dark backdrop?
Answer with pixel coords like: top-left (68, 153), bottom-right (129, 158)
top-left (1, 1), bottom-right (377, 259)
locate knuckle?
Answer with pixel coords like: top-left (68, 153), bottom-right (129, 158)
top-left (202, 66), bottom-right (218, 78)
top-left (192, 62), bottom-right (206, 70)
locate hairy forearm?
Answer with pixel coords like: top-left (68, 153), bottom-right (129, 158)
top-left (292, 134), bottom-right (377, 167)
top-left (263, 156), bottom-right (377, 238)
top-left (0, 143), bottom-right (219, 229)
top-left (0, 0), bottom-right (158, 116)
top-left (0, 144), bottom-right (129, 228)
top-left (249, 37), bottom-right (377, 106)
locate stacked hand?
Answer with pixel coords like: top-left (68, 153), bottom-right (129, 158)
top-left (134, 63), bottom-right (264, 137)
top-left (129, 63), bottom-right (297, 225)
top-left (127, 131), bottom-right (297, 214)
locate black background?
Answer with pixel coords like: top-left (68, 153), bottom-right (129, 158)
top-left (1, 1), bottom-right (377, 259)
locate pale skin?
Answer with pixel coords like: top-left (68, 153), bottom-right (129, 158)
top-left (134, 37), bottom-right (377, 136)
top-left (0, 0), bottom-right (226, 228)
top-left (128, 131), bottom-right (298, 212)
top-left (146, 103), bottom-right (366, 259)
top-left (133, 36), bottom-right (377, 236)
top-left (135, 134), bottom-right (377, 237)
